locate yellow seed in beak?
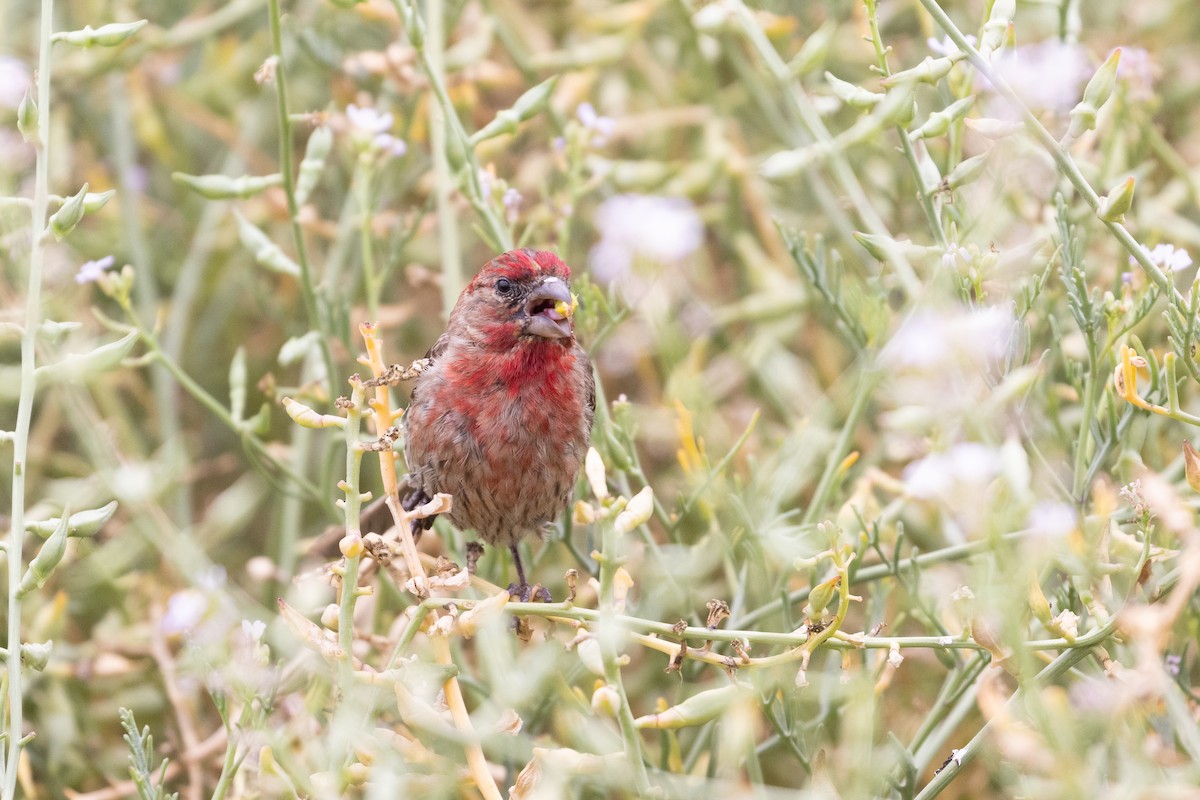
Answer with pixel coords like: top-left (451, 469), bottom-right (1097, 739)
top-left (555, 292), bottom-right (579, 319)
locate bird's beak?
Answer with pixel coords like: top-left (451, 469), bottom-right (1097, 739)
top-left (524, 278), bottom-right (575, 339)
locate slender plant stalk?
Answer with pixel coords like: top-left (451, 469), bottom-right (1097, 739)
top-left (597, 521), bottom-right (651, 793)
top-left (424, 0), bottom-right (464, 316)
top-left (107, 72), bottom-right (189, 526)
top-left (390, 0), bottom-right (513, 253)
top-left (4, 1), bottom-right (54, 794)
top-left (266, 0), bottom-right (338, 395)
top-left (863, 0), bottom-right (949, 250)
top-left (354, 160), bottom-right (382, 322)
top-left (801, 367), bottom-right (880, 526)
top-left (730, 0), bottom-right (922, 297)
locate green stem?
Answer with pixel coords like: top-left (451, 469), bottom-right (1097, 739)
top-left (210, 727), bottom-right (245, 800)
top-left (424, 0), bottom-right (464, 314)
top-left (736, 527), bottom-right (1056, 629)
top-left (139, 332), bottom-right (330, 512)
top-left (336, 384), bottom-right (367, 661)
top-left (275, 353), bottom-right (320, 587)
top-left (1072, 353), bottom-right (1100, 501)
top-left (266, 0), bottom-right (338, 395)
top-left (390, 0), bottom-right (512, 253)
top-left (906, 654), bottom-right (988, 771)
top-left (863, 0), bottom-right (949, 249)
top-left (910, 512), bottom-right (1154, 798)
top-left (4, 1), bottom-right (53, 793)
top-left (107, 72), bottom-right (189, 526)
top-left (597, 521), bottom-right (651, 792)
top-left (354, 158), bottom-right (381, 322)
top-left (329, 380), bottom-right (366, 788)
top-left (801, 368), bottom-right (880, 526)
top-left (730, 0), bottom-right (921, 297)
top-left (912, 646), bottom-right (1092, 800)
top-left (430, 597), bottom-right (1116, 656)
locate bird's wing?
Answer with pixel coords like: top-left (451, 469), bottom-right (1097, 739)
top-left (424, 331), bottom-right (451, 363)
top-left (580, 349), bottom-right (597, 431)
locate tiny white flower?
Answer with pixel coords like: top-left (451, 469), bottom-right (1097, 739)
top-left (346, 103), bottom-right (394, 134)
top-left (162, 590), bottom-right (208, 634)
top-left (75, 255), bottom-right (115, 284)
top-left (241, 619), bottom-right (267, 641)
top-left (982, 42), bottom-right (1090, 115)
top-left (885, 306), bottom-right (1013, 370)
top-left (903, 452), bottom-right (955, 499)
top-left (1146, 243), bottom-right (1192, 272)
top-left (887, 643), bottom-right (904, 668)
top-left (197, 565), bottom-right (227, 590)
top-left (1027, 501), bottom-right (1076, 538)
top-left (903, 443), bottom-right (1001, 500)
top-left (940, 245), bottom-right (970, 271)
top-left (372, 133), bottom-right (407, 158)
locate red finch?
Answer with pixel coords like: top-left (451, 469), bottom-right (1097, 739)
top-left (401, 249), bottom-right (594, 600)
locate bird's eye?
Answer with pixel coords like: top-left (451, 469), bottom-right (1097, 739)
top-left (495, 278), bottom-right (513, 294)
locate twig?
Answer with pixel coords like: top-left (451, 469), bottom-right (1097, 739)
top-left (4, 1), bottom-right (54, 794)
top-left (357, 324), bottom-right (502, 800)
top-left (148, 629), bottom-right (203, 800)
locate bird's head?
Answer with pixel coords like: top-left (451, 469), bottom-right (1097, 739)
top-left (455, 249), bottom-right (578, 349)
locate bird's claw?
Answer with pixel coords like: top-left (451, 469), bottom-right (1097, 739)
top-left (466, 542), bottom-right (485, 575)
top-left (507, 582), bottom-right (552, 603)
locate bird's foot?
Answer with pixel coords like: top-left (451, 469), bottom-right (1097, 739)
top-left (507, 582), bottom-right (552, 603)
top-left (465, 542), bottom-right (485, 575)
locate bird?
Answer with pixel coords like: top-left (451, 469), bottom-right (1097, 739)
top-left (399, 248), bottom-right (595, 601)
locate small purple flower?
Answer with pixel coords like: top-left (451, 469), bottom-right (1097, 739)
top-left (1115, 46), bottom-right (1155, 101)
top-left (1166, 654), bottom-right (1182, 676)
top-left (503, 187), bottom-right (522, 223)
top-left (75, 255), bottom-right (115, 284)
top-left (576, 102), bottom-right (616, 147)
top-left (373, 132), bottom-right (407, 158)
